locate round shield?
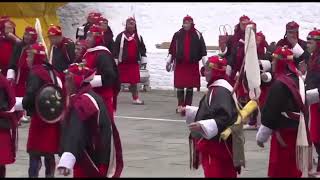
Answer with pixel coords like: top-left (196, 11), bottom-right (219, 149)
top-left (35, 84), bottom-right (66, 124)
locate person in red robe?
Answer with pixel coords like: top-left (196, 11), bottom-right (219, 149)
top-left (276, 21), bottom-right (310, 66)
top-left (186, 56), bottom-right (240, 178)
top-left (166, 15), bottom-right (207, 115)
top-left (256, 46), bottom-right (312, 177)
top-left (0, 72), bottom-right (23, 177)
top-left (57, 63), bottom-right (122, 178)
top-left (74, 39), bottom-right (88, 63)
top-left (113, 17), bottom-right (147, 105)
top-left (22, 43), bottom-right (63, 177)
top-left (304, 29), bottom-right (320, 177)
top-left (0, 17), bottom-right (20, 76)
top-left (97, 17), bottom-right (114, 52)
top-left (82, 25), bottom-right (123, 177)
top-left (76, 12), bottom-right (102, 40)
top-left (47, 25), bottom-right (75, 76)
top-left (7, 26), bottom-right (38, 123)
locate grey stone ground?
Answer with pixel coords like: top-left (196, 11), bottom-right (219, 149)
top-left (6, 89), bottom-right (295, 178)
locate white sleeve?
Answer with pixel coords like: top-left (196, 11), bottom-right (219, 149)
top-left (57, 152), bottom-right (76, 170)
top-left (306, 88), bottom-right (320, 105)
top-left (14, 97), bottom-right (24, 111)
top-left (201, 56), bottom-right (208, 66)
top-left (141, 56), bottom-right (148, 64)
top-left (185, 106), bottom-right (199, 125)
top-left (198, 119), bottom-right (218, 140)
top-left (226, 65), bottom-right (232, 77)
top-left (261, 72), bottom-right (272, 83)
top-left (90, 75), bottom-right (103, 88)
top-left (256, 125), bottom-right (273, 143)
top-left (166, 54), bottom-right (172, 63)
top-left (6, 69), bottom-right (15, 80)
top-left (292, 43), bottom-right (304, 58)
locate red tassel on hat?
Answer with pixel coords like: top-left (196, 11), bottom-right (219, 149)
top-left (183, 15), bottom-right (193, 23)
top-left (48, 24), bottom-right (62, 36)
top-left (239, 15), bottom-right (250, 22)
top-left (29, 43), bottom-right (47, 65)
top-left (24, 26), bottom-right (38, 43)
top-left (286, 21), bottom-right (299, 32)
top-left (65, 63), bottom-right (96, 89)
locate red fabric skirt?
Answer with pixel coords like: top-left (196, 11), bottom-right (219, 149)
top-left (258, 84), bottom-right (270, 108)
top-left (268, 128), bottom-right (302, 178)
top-left (174, 62), bottom-right (200, 89)
top-left (27, 114), bottom-right (60, 154)
top-left (196, 139), bottom-right (237, 178)
top-left (73, 156), bottom-right (107, 178)
top-left (0, 128), bottom-right (14, 165)
top-left (118, 63), bottom-right (140, 84)
top-left (93, 87), bottom-right (114, 121)
top-left (15, 82), bottom-right (26, 97)
top-left (310, 103), bottom-right (320, 143)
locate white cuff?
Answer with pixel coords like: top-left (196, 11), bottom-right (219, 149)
top-left (201, 56), bottom-right (208, 66)
top-left (166, 54), bottom-right (172, 63)
top-left (77, 26), bottom-right (85, 36)
top-left (239, 39), bottom-right (245, 44)
top-left (226, 65), bottom-right (232, 77)
top-left (14, 97), bottom-right (24, 111)
top-left (141, 56), bottom-right (147, 64)
top-left (90, 75), bottom-right (103, 88)
top-left (6, 69), bottom-right (15, 80)
top-left (256, 124), bottom-right (273, 143)
top-left (292, 43), bottom-right (304, 58)
top-left (261, 72), bottom-right (272, 83)
top-left (260, 60), bottom-right (271, 72)
top-left (185, 106), bottom-right (199, 125)
top-left (57, 152), bottom-right (76, 170)
top-left (219, 47), bottom-right (228, 56)
top-left (114, 59), bottom-right (119, 65)
top-left (198, 119), bottom-right (218, 140)
top-left (306, 88), bottom-right (320, 105)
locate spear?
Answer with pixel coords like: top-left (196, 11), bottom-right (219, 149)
top-left (35, 18), bottom-right (49, 56)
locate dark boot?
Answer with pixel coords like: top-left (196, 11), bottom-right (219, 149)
top-left (176, 88), bottom-right (185, 113)
top-left (0, 165), bottom-right (5, 178)
top-left (44, 155), bottom-right (55, 178)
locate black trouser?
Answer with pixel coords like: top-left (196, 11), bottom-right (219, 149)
top-left (0, 165), bottom-right (5, 178)
top-left (28, 154), bottom-right (55, 178)
top-left (177, 88), bottom-right (193, 106)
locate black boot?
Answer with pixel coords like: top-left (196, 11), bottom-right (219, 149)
top-left (0, 165), bottom-right (5, 178)
top-left (44, 155), bottom-right (55, 178)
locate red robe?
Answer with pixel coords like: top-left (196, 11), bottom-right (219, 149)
top-left (59, 85), bottom-right (121, 177)
top-left (118, 36), bottom-right (140, 84)
top-left (23, 65), bottom-right (61, 154)
top-left (83, 47), bottom-right (123, 177)
top-left (0, 38), bottom-right (15, 76)
top-left (0, 74), bottom-right (18, 165)
top-left (197, 139), bottom-right (237, 178)
top-left (268, 129), bottom-right (302, 177)
top-left (173, 30), bottom-right (200, 89)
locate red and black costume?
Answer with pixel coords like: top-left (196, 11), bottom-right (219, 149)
top-left (57, 63), bottom-right (122, 177)
top-left (167, 15), bottom-right (207, 113)
top-left (186, 56), bottom-right (239, 177)
top-left (0, 73), bottom-right (21, 177)
top-left (22, 43), bottom-right (63, 177)
top-left (0, 18), bottom-right (20, 76)
top-left (113, 17), bottom-right (147, 104)
top-left (48, 25), bottom-right (75, 74)
top-left (256, 46), bottom-right (311, 177)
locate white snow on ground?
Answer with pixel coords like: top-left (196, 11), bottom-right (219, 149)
top-left (57, 3), bottom-right (320, 90)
